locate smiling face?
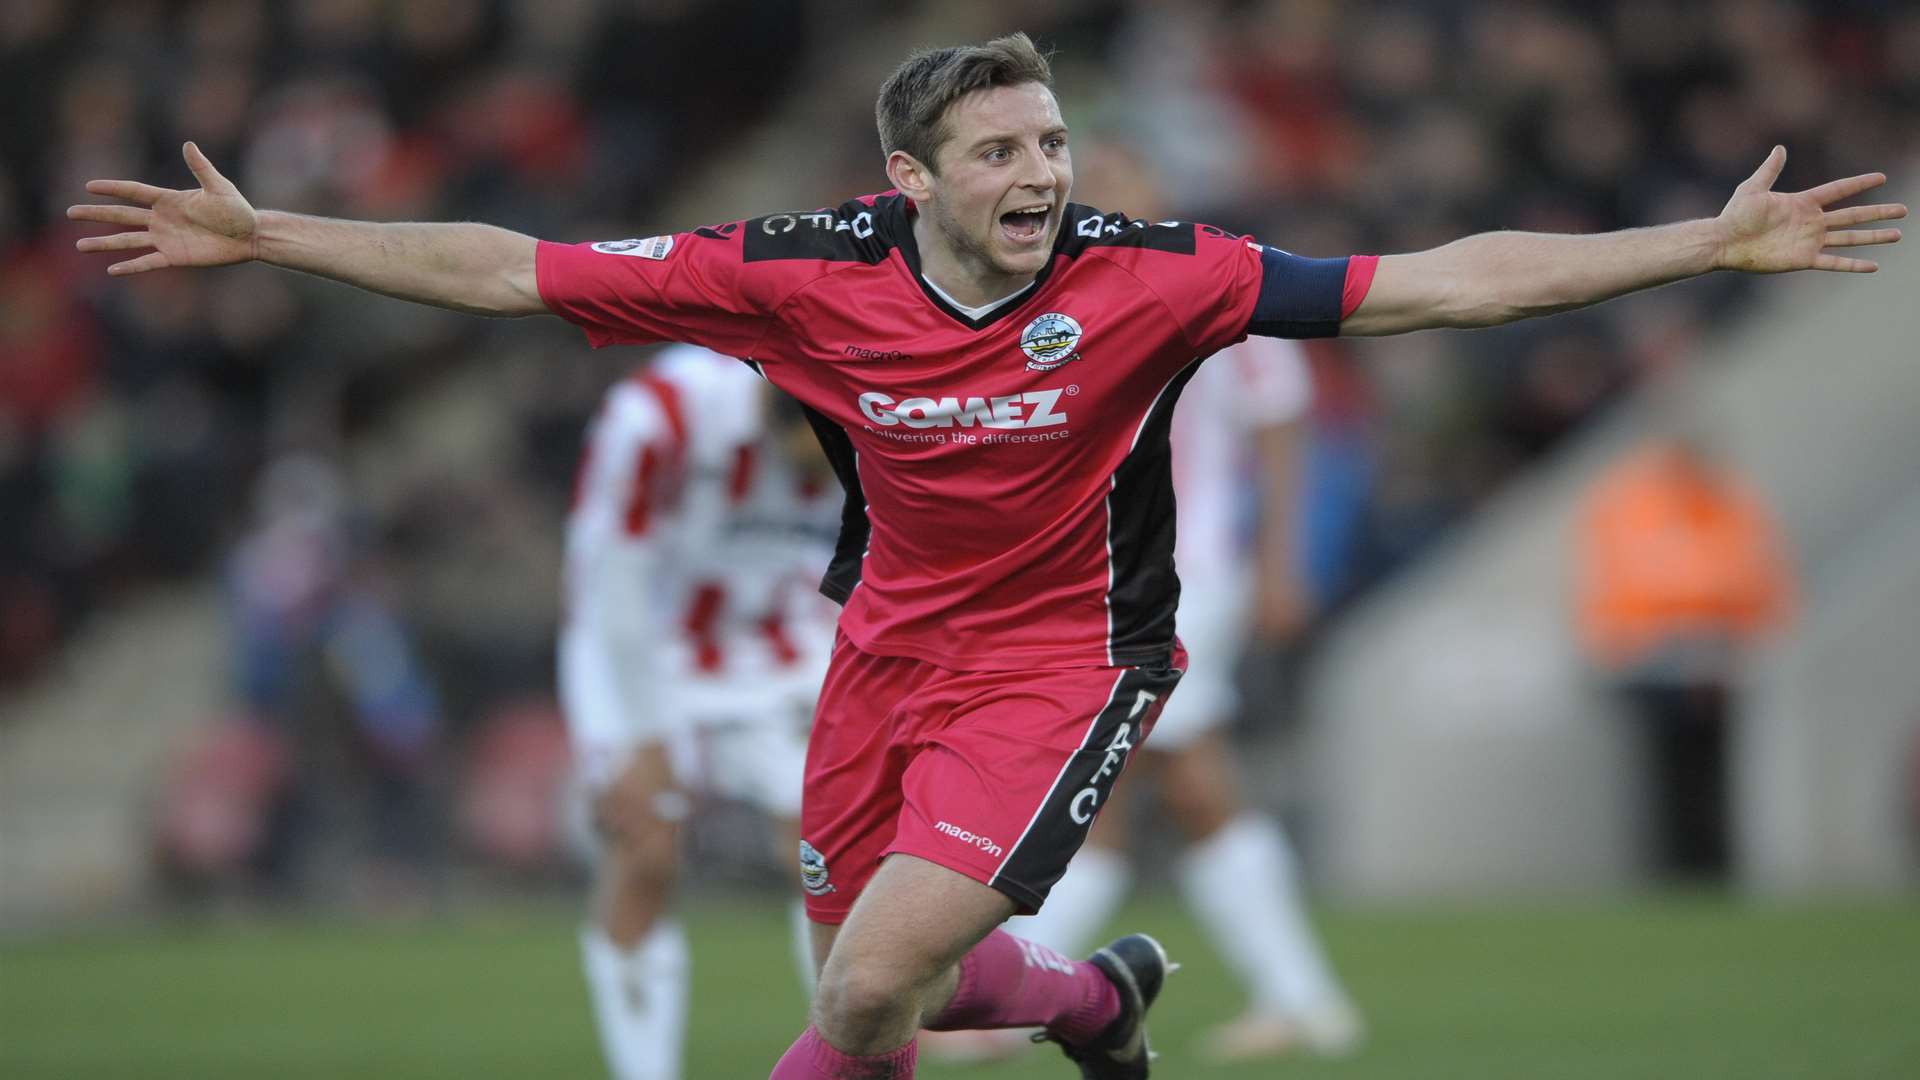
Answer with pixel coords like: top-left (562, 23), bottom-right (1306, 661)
top-left (889, 81), bottom-right (1073, 307)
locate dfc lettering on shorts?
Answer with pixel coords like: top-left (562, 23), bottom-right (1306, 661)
top-left (1069, 689), bottom-right (1157, 825)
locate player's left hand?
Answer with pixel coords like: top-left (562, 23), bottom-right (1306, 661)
top-left (1716, 146), bottom-right (1905, 274)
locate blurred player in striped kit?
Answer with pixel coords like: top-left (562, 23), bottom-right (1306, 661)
top-left (562, 344), bottom-right (840, 1079)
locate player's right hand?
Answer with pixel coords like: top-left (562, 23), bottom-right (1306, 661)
top-left (69, 141), bottom-right (258, 276)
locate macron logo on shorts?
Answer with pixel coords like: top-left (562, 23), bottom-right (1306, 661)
top-left (934, 821), bottom-right (1004, 859)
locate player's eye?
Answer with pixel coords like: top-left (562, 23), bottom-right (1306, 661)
top-left (1043, 136), bottom-right (1067, 153)
top-left (985, 147), bottom-right (1011, 163)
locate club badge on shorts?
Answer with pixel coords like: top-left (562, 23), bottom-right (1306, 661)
top-left (1020, 312), bottom-right (1083, 372)
top-left (798, 840), bottom-right (835, 896)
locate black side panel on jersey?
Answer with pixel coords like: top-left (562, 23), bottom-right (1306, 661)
top-left (741, 198), bottom-right (893, 266)
top-left (1104, 359), bottom-right (1204, 666)
top-left (800, 403), bottom-right (869, 604)
top-left (1056, 204), bottom-right (1198, 258)
top-left (990, 663), bottom-right (1183, 913)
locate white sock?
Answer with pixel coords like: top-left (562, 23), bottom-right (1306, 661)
top-left (1007, 844), bottom-right (1133, 958)
top-left (579, 922), bottom-right (690, 1080)
top-left (1177, 814), bottom-right (1347, 1016)
top-left (788, 899), bottom-right (817, 996)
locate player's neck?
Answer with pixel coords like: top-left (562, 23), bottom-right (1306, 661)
top-left (912, 215), bottom-right (1036, 309)
top-left (920, 274), bottom-right (1031, 320)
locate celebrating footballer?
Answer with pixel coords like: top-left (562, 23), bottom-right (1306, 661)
top-left (72, 30), bottom-right (1903, 1080)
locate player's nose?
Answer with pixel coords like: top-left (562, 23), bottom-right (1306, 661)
top-left (1018, 142), bottom-right (1057, 191)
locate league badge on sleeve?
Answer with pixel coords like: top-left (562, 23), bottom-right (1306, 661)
top-left (591, 236), bottom-right (675, 260)
top-left (1020, 312), bottom-right (1084, 372)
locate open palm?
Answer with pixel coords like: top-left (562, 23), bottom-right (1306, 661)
top-left (1717, 146), bottom-right (1906, 274)
top-left (69, 142), bottom-right (257, 275)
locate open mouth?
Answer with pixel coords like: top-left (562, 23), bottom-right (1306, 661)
top-left (999, 205), bottom-right (1050, 244)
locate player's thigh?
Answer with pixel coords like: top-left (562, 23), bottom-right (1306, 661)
top-left (820, 854), bottom-right (1017, 1000)
top-left (1154, 728), bottom-right (1245, 840)
top-left (594, 741), bottom-right (684, 872)
top-left (796, 636), bottom-right (931, 924)
top-left (888, 661), bottom-right (1182, 917)
top-left (808, 919), bottom-right (840, 982)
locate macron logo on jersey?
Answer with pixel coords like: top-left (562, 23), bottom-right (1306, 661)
top-left (857, 389), bottom-right (1068, 430)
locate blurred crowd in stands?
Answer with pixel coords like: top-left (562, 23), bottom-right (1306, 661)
top-left (4, 0), bottom-right (1918, 889)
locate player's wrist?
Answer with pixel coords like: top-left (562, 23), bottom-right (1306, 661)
top-left (250, 209), bottom-right (295, 266)
top-left (1699, 215), bottom-right (1740, 274)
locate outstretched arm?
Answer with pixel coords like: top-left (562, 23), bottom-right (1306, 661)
top-left (70, 142), bottom-right (545, 317)
top-left (1341, 147), bottom-right (1906, 337)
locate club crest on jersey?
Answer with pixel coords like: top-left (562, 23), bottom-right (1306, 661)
top-left (591, 236), bottom-right (674, 260)
top-left (1020, 312), bottom-right (1083, 372)
top-left (798, 840), bottom-right (836, 896)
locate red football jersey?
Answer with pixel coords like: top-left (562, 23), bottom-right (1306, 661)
top-left (538, 193), bottom-right (1369, 671)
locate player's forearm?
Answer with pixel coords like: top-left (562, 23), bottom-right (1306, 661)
top-left (253, 211), bottom-right (545, 317)
top-left (1345, 219), bottom-right (1727, 335)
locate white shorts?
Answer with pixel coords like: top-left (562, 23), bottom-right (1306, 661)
top-left (558, 623), bottom-right (667, 772)
top-left (1153, 579), bottom-right (1250, 751)
top-left (663, 712), bottom-right (807, 819)
top-left (558, 624), bottom-right (814, 818)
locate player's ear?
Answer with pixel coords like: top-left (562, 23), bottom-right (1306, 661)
top-left (886, 150), bottom-right (936, 201)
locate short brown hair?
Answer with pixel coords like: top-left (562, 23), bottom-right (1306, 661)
top-left (875, 32), bottom-right (1054, 174)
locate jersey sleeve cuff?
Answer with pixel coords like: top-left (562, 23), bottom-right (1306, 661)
top-left (1341, 254), bottom-right (1380, 320)
top-left (536, 240), bottom-right (617, 349)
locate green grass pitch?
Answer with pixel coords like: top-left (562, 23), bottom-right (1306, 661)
top-left (4, 893), bottom-right (1917, 1078)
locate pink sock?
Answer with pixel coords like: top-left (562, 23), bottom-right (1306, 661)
top-left (769, 1026), bottom-right (916, 1079)
top-left (923, 929), bottom-right (1119, 1043)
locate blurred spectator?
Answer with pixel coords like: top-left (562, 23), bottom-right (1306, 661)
top-left (5, 0), bottom-right (811, 696)
top-left (10, 0), bottom-right (1913, 700)
top-left (215, 454), bottom-right (444, 903)
top-left (1576, 425), bottom-right (1796, 879)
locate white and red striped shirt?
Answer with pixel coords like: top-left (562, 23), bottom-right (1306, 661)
top-left (1170, 336), bottom-right (1313, 591)
top-left (564, 345), bottom-right (842, 714)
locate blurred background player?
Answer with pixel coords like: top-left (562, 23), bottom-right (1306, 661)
top-left (157, 452), bottom-right (443, 906)
top-left (561, 344), bottom-right (840, 1080)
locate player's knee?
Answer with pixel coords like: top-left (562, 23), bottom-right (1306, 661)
top-left (813, 955), bottom-right (919, 1036)
top-left (595, 797), bottom-right (681, 895)
top-left (605, 837), bottom-right (677, 898)
top-left (594, 771), bottom-right (683, 840)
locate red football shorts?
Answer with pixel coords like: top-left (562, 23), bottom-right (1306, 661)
top-left (797, 631), bottom-right (1185, 922)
